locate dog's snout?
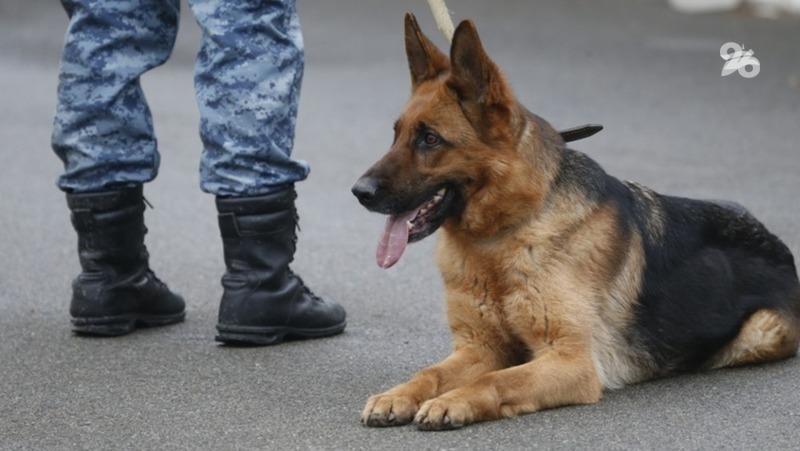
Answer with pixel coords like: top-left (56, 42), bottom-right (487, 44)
top-left (352, 177), bottom-right (381, 207)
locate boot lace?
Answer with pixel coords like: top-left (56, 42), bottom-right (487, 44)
top-left (141, 225), bottom-right (169, 290)
top-left (286, 191), bottom-right (322, 302)
top-left (288, 269), bottom-right (322, 301)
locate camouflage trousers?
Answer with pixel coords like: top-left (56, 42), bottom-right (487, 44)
top-left (52, 0), bottom-right (310, 196)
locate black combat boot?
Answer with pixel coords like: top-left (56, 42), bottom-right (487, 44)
top-left (67, 186), bottom-right (185, 336)
top-left (215, 186), bottom-right (346, 345)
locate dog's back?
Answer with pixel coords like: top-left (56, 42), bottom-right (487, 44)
top-left (550, 146), bottom-right (800, 385)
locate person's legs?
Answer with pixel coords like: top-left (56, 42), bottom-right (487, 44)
top-left (189, 0), bottom-right (345, 345)
top-left (190, 0), bottom-right (308, 196)
top-left (53, 0), bottom-right (185, 335)
top-left (53, 0), bottom-right (181, 192)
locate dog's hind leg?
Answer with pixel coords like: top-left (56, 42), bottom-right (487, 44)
top-left (707, 308), bottom-right (800, 369)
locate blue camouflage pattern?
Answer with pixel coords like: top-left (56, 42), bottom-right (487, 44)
top-left (52, 0), bottom-right (309, 196)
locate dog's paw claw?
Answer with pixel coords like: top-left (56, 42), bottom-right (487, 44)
top-left (415, 416), bottom-right (463, 431)
top-left (361, 393), bottom-right (418, 427)
top-left (414, 398), bottom-right (469, 431)
top-left (365, 413), bottom-right (389, 427)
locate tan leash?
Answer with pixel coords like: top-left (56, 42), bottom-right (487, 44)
top-left (425, 0), bottom-right (455, 43)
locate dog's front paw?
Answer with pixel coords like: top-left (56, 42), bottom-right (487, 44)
top-left (361, 393), bottom-right (419, 427)
top-left (414, 396), bottom-right (475, 431)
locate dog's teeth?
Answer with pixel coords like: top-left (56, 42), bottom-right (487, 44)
top-left (407, 220), bottom-right (413, 230)
top-left (419, 189), bottom-right (445, 216)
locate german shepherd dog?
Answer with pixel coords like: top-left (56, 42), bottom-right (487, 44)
top-left (351, 14), bottom-right (800, 430)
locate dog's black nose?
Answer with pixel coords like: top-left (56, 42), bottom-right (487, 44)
top-left (352, 177), bottom-right (381, 207)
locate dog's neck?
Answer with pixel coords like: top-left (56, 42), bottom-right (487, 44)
top-left (443, 108), bottom-right (564, 244)
top-left (518, 109), bottom-right (564, 180)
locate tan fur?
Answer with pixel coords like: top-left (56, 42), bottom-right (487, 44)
top-left (707, 309), bottom-right (800, 369)
top-left (589, 231), bottom-right (659, 388)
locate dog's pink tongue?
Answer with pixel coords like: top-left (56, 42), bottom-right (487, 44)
top-left (376, 210), bottom-right (417, 269)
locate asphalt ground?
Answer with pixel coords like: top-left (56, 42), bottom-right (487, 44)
top-left (1, 0), bottom-right (799, 449)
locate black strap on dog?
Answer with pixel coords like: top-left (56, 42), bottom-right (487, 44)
top-left (558, 124), bottom-right (603, 143)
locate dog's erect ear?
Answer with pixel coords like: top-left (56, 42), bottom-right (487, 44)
top-left (447, 20), bottom-right (512, 109)
top-left (404, 13), bottom-right (449, 90)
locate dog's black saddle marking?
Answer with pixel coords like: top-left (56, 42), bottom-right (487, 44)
top-left (559, 124), bottom-right (603, 143)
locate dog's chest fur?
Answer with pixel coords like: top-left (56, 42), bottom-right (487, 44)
top-left (435, 209), bottom-right (658, 388)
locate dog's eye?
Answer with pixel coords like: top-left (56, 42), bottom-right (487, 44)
top-left (420, 132), bottom-right (442, 148)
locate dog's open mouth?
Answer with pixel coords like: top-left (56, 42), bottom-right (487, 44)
top-left (376, 187), bottom-right (454, 269)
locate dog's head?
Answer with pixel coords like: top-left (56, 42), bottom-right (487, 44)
top-left (353, 14), bottom-right (549, 268)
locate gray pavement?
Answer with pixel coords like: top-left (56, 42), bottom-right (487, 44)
top-left (2, 0), bottom-right (800, 449)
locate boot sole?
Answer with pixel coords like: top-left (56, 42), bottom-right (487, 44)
top-left (72, 311), bottom-right (186, 337)
top-left (215, 321), bottom-right (347, 346)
